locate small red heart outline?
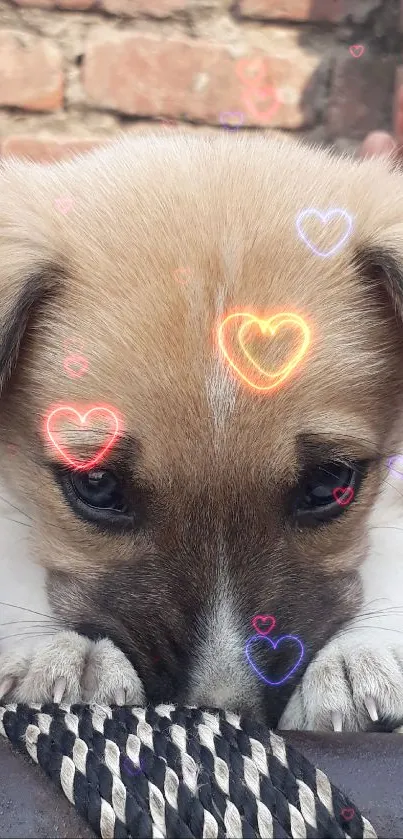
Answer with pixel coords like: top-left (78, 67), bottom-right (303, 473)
top-left (251, 615), bottom-right (276, 636)
top-left (332, 486), bottom-right (354, 507)
top-left (45, 405), bottom-right (122, 470)
top-left (174, 267), bottom-right (192, 286)
top-left (54, 195), bottom-right (74, 215)
top-left (242, 84), bottom-right (280, 123)
top-left (235, 56), bottom-right (268, 87)
top-left (157, 117), bottom-right (179, 128)
top-left (63, 354), bottom-right (89, 379)
top-left (349, 44), bottom-right (364, 58)
top-left (340, 807), bottom-right (355, 821)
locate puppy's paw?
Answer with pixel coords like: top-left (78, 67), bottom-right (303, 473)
top-left (0, 631), bottom-right (145, 706)
top-left (279, 629), bottom-right (403, 732)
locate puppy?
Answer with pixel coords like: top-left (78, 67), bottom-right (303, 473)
top-left (1, 132), bottom-right (403, 732)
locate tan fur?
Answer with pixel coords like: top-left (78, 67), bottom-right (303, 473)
top-left (1, 132), bottom-right (403, 721)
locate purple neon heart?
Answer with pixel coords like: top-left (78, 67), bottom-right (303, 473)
top-left (219, 111), bottom-right (244, 129)
top-left (296, 208), bottom-right (353, 258)
top-left (122, 756), bottom-right (143, 776)
top-left (245, 634), bottom-right (304, 686)
top-left (388, 454), bottom-right (403, 479)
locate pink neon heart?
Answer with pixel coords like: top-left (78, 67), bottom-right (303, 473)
top-left (332, 486), bottom-right (354, 506)
top-left (251, 615), bottom-right (276, 636)
top-left (340, 807), bottom-right (355, 821)
top-left (349, 45), bottom-right (364, 58)
top-left (45, 405), bottom-right (121, 470)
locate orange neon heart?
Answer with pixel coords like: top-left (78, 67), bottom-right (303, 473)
top-left (217, 312), bottom-right (311, 392)
top-left (45, 405), bottom-right (122, 470)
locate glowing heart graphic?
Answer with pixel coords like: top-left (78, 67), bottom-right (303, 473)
top-left (54, 195), bottom-right (74, 215)
top-left (174, 267), bottom-right (192, 286)
top-left (218, 312), bottom-right (311, 392)
top-left (219, 111), bottom-right (244, 129)
top-left (122, 756), bottom-right (143, 777)
top-left (296, 208), bottom-right (353, 258)
top-left (349, 45), bottom-right (364, 58)
top-left (332, 486), bottom-right (354, 506)
top-left (157, 117), bottom-right (179, 128)
top-left (387, 455), bottom-right (403, 479)
top-left (63, 354), bottom-right (89, 379)
top-left (45, 405), bottom-right (121, 470)
top-left (245, 634), bottom-right (304, 686)
top-left (242, 84), bottom-right (280, 123)
top-left (251, 614), bottom-right (276, 636)
top-left (340, 807), bottom-right (355, 821)
top-left (235, 56), bottom-right (268, 87)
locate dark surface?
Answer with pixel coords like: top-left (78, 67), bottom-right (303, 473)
top-left (0, 729), bottom-right (402, 838)
top-left (0, 737), bottom-right (95, 838)
top-left (282, 731), bottom-right (403, 838)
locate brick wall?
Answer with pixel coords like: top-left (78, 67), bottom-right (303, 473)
top-left (0, 0), bottom-right (402, 164)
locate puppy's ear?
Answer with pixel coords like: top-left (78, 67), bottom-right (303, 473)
top-left (0, 162), bottom-right (60, 394)
top-left (356, 226), bottom-right (403, 320)
top-left (0, 267), bottom-right (60, 394)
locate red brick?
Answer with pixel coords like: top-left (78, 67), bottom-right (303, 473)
top-left (238, 0), bottom-right (346, 22)
top-left (1, 135), bottom-right (105, 163)
top-left (100, 0), bottom-right (185, 15)
top-left (83, 32), bottom-right (321, 129)
top-left (327, 55), bottom-right (396, 139)
top-left (0, 30), bottom-right (63, 111)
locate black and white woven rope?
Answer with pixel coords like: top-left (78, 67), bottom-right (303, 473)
top-left (0, 702), bottom-right (377, 839)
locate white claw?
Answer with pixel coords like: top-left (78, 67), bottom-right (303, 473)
top-left (331, 710), bottom-right (343, 732)
top-left (364, 695), bottom-right (378, 722)
top-left (0, 677), bottom-right (14, 701)
top-left (114, 688), bottom-right (126, 705)
top-left (53, 677), bottom-right (67, 704)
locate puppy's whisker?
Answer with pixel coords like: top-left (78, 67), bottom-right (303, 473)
top-left (1, 517), bottom-right (32, 528)
top-left (0, 620), bottom-right (55, 627)
top-left (0, 493), bottom-right (33, 522)
top-left (337, 625), bottom-right (403, 639)
top-left (360, 597), bottom-right (400, 608)
top-left (0, 602), bottom-right (56, 620)
top-left (0, 631), bottom-right (58, 641)
top-left (370, 526), bottom-right (403, 534)
top-left (355, 603), bottom-right (403, 615)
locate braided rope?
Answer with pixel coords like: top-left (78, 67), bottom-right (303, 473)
top-left (0, 702), bottom-right (378, 839)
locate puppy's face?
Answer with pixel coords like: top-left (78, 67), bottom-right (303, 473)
top-left (1, 134), bottom-right (403, 726)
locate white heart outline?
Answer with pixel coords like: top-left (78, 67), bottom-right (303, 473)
top-left (296, 208), bottom-right (353, 258)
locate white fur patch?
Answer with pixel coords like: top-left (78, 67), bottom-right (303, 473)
top-left (0, 476), bottom-right (56, 655)
top-left (205, 287), bottom-right (238, 443)
top-left (187, 571), bottom-right (259, 714)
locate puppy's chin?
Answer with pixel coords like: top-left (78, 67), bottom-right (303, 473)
top-left (0, 133), bottom-right (403, 717)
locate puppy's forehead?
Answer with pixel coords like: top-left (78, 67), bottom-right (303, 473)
top-left (24, 134), bottom-right (402, 475)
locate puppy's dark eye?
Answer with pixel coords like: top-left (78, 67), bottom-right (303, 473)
top-left (56, 466), bottom-right (136, 529)
top-left (293, 461), bottom-right (367, 526)
top-left (71, 469), bottom-right (127, 511)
